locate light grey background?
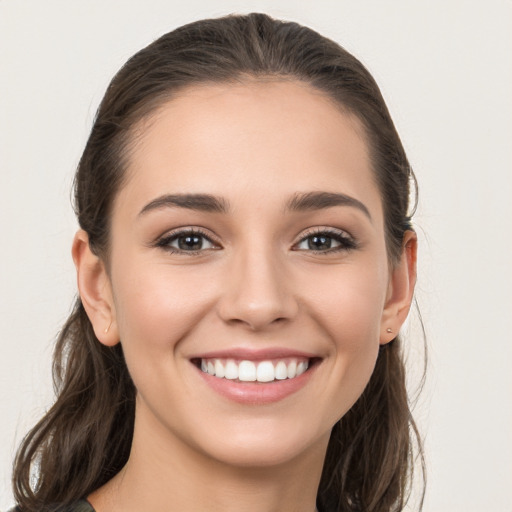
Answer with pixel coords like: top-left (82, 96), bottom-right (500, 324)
top-left (1, 1), bottom-right (511, 510)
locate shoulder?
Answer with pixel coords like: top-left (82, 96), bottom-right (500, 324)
top-left (61, 501), bottom-right (95, 512)
top-left (6, 501), bottom-right (95, 512)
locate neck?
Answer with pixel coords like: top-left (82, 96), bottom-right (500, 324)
top-left (89, 401), bottom-right (328, 512)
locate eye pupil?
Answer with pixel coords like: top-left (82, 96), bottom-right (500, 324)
top-left (308, 235), bottom-right (331, 250)
top-left (178, 235), bottom-right (203, 250)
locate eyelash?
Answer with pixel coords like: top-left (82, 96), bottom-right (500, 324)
top-left (155, 228), bottom-right (219, 255)
top-left (155, 227), bottom-right (357, 255)
top-left (293, 228), bottom-right (357, 254)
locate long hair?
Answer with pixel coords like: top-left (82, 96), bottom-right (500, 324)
top-left (13, 13), bottom-right (425, 512)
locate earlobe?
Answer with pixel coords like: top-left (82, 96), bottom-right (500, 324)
top-left (72, 230), bottom-right (119, 346)
top-left (380, 231), bottom-right (417, 345)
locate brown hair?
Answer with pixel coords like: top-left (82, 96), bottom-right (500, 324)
top-left (12, 13), bottom-right (424, 512)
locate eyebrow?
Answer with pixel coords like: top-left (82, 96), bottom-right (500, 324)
top-left (286, 191), bottom-right (371, 220)
top-left (138, 191), bottom-right (371, 220)
top-left (139, 193), bottom-right (229, 216)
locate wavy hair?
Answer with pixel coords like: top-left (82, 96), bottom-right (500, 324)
top-left (13, 13), bottom-right (425, 512)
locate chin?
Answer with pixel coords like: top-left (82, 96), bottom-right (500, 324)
top-left (189, 417), bottom-right (332, 470)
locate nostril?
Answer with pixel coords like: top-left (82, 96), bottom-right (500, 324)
top-left (216, 270), bottom-right (299, 330)
top-left (224, 315), bottom-right (290, 330)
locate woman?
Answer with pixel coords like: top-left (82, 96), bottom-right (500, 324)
top-left (11, 12), bottom-right (424, 512)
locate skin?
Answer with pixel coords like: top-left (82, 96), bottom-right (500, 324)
top-left (73, 80), bottom-right (417, 512)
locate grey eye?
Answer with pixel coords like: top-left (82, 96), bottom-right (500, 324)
top-left (294, 230), bottom-right (357, 253)
top-left (158, 230), bottom-right (217, 252)
top-left (297, 234), bottom-right (340, 251)
top-left (172, 234), bottom-right (214, 251)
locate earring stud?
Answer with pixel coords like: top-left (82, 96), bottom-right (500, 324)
top-left (386, 328), bottom-right (392, 333)
top-left (104, 320), bottom-right (112, 334)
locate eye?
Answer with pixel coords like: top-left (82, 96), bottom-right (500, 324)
top-left (156, 229), bottom-right (219, 254)
top-left (293, 229), bottom-right (357, 253)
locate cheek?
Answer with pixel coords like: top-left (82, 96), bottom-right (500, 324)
top-left (110, 258), bottom-right (218, 354)
top-left (109, 260), bottom-right (221, 415)
top-left (301, 261), bottom-right (387, 419)
top-left (303, 262), bottom-right (388, 345)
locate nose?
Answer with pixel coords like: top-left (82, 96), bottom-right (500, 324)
top-left (216, 246), bottom-right (299, 331)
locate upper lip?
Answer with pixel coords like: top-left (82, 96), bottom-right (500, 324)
top-left (189, 347), bottom-right (319, 361)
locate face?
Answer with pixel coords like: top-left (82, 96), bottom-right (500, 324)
top-left (96, 80), bottom-right (405, 469)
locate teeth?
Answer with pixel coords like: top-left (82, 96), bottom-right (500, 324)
top-left (256, 361), bottom-right (275, 382)
top-left (275, 361), bottom-right (288, 380)
top-left (199, 358), bottom-right (310, 382)
top-left (296, 361), bottom-right (306, 376)
top-left (287, 360), bottom-right (297, 379)
top-left (238, 361), bottom-right (256, 381)
top-left (214, 359), bottom-right (225, 378)
top-left (225, 359), bottom-right (238, 379)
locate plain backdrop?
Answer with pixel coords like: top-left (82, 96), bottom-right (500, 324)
top-left (1, 1), bottom-right (511, 511)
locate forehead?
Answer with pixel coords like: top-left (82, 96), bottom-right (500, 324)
top-left (118, 79), bottom-right (382, 220)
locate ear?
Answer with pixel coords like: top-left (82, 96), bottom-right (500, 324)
top-left (72, 230), bottom-right (119, 346)
top-left (380, 231), bottom-right (417, 345)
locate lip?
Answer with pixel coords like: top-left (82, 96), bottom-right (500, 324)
top-left (189, 347), bottom-right (319, 362)
top-left (190, 348), bottom-right (321, 405)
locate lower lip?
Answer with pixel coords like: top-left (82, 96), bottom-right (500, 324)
top-left (194, 363), bottom-right (316, 404)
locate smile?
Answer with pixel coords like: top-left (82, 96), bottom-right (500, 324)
top-left (200, 357), bottom-right (309, 382)
top-left (191, 349), bottom-right (320, 404)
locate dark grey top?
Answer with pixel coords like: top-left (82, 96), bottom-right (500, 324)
top-left (8, 501), bottom-right (94, 512)
top-left (10, 498), bottom-right (334, 511)
top-left (65, 501), bottom-right (94, 512)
